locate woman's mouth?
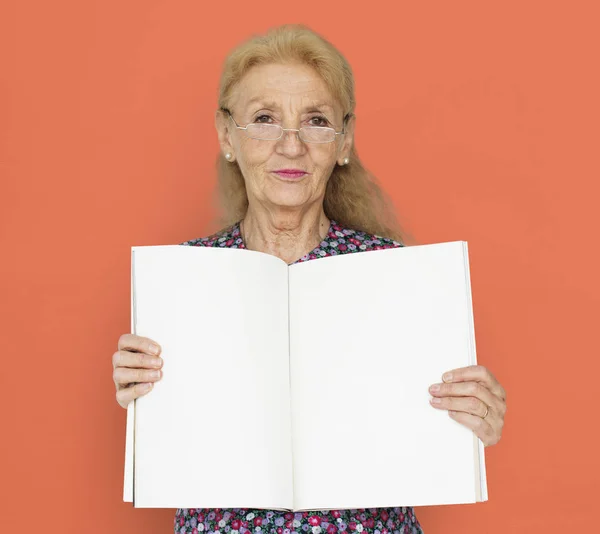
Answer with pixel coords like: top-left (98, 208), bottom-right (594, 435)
top-left (272, 169), bottom-right (309, 179)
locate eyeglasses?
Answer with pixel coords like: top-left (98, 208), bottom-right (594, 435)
top-left (222, 109), bottom-right (349, 144)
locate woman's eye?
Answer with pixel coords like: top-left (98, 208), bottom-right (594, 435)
top-left (309, 116), bottom-right (329, 127)
top-left (254, 114), bottom-right (273, 123)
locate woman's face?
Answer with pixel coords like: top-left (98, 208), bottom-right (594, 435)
top-left (216, 62), bottom-right (354, 213)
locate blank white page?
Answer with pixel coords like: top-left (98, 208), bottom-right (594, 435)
top-left (288, 241), bottom-right (484, 509)
top-left (130, 245), bottom-right (293, 509)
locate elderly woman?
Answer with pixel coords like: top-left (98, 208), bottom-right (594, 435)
top-left (112, 24), bottom-right (507, 534)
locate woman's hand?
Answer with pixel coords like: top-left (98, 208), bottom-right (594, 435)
top-left (113, 334), bottom-right (163, 409)
top-left (428, 365), bottom-right (506, 446)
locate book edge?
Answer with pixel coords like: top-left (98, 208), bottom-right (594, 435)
top-left (463, 241), bottom-right (488, 503)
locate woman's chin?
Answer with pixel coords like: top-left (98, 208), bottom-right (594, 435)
top-left (266, 198), bottom-right (309, 209)
top-left (263, 184), bottom-right (313, 207)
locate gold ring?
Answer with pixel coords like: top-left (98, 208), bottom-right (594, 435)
top-left (482, 404), bottom-right (490, 419)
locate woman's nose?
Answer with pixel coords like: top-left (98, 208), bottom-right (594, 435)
top-left (277, 128), bottom-right (306, 154)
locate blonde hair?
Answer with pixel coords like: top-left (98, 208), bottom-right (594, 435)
top-left (213, 24), bottom-right (404, 242)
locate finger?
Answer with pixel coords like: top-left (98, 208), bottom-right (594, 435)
top-left (429, 395), bottom-right (490, 418)
top-left (448, 410), bottom-right (500, 447)
top-left (442, 365), bottom-right (505, 401)
top-left (113, 367), bottom-right (162, 389)
top-left (117, 333), bottom-right (161, 357)
top-left (116, 382), bottom-right (154, 409)
top-left (112, 349), bottom-right (163, 370)
top-left (429, 381), bottom-right (499, 411)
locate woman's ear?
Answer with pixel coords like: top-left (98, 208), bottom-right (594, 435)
top-left (338, 114), bottom-right (355, 165)
top-left (215, 109), bottom-right (234, 160)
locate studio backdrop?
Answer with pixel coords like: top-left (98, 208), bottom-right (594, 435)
top-left (1, 1), bottom-right (598, 533)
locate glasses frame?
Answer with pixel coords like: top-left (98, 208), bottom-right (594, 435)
top-left (221, 108), bottom-right (351, 144)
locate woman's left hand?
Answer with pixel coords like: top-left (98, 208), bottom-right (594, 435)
top-left (428, 365), bottom-right (506, 447)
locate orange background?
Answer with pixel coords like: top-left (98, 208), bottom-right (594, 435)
top-left (1, 1), bottom-right (599, 532)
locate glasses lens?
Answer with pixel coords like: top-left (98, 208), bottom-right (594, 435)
top-left (246, 124), bottom-right (282, 140)
top-left (300, 127), bottom-right (336, 143)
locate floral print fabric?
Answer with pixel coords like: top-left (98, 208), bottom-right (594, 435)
top-left (173, 508), bottom-right (423, 534)
top-left (175, 220), bottom-right (423, 534)
top-left (179, 219), bottom-right (404, 264)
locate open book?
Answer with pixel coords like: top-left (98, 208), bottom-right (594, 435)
top-left (123, 241), bottom-right (487, 510)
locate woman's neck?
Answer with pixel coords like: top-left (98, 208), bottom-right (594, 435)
top-left (240, 209), bottom-right (331, 264)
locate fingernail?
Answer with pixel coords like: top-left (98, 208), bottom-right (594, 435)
top-left (149, 343), bottom-right (160, 355)
top-left (149, 370), bottom-right (161, 379)
top-left (442, 372), bottom-right (453, 382)
top-left (429, 384), bottom-right (441, 392)
top-left (151, 357), bottom-right (163, 368)
top-left (140, 383), bottom-right (152, 391)
top-left (430, 397), bottom-right (442, 405)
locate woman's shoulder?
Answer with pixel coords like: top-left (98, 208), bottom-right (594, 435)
top-left (295, 220), bottom-right (403, 263)
top-left (326, 220), bottom-right (404, 253)
top-left (178, 221), bottom-right (244, 248)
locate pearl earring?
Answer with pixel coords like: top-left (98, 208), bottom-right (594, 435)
top-left (225, 153), bottom-right (232, 160)
top-left (343, 157), bottom-right (349, 165)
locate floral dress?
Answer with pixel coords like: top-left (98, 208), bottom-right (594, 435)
top-left (175, 220), bottom-right (424, 534)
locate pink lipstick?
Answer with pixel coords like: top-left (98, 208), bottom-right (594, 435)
top-left (272, 169), bottom-right (309, 179)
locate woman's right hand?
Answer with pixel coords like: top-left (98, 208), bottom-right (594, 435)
top-left (113, 333), bottom-right (163, 409)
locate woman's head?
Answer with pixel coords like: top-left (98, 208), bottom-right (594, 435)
top-left (213, 24), bottom-right (403, 242)
top-left (216, 61), bottom-right (354, 217)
